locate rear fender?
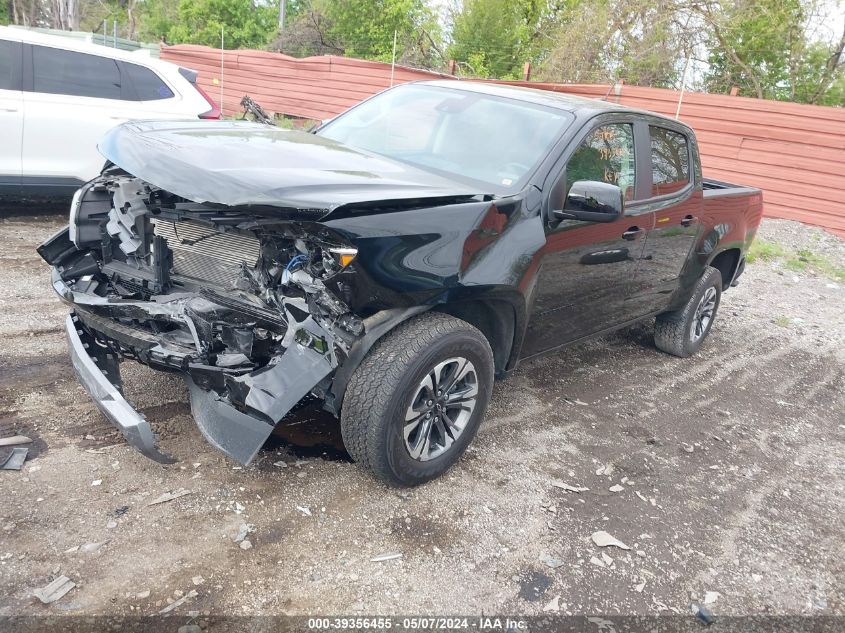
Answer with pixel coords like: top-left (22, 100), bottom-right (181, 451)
top-left (670, 222), bottom-right (745, 309)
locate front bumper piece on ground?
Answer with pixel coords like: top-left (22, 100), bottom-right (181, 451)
top-left (66, 313), bottom-right (288, 466)
top-left (65, 308), bottom-right (336, 466)
top-left (65, 314), bottom-right (176, 464)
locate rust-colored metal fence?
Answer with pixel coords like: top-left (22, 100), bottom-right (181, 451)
top-left (160, 45), bottom-right (451, 121)
top-left (161, 45), bottom-right (845, 237)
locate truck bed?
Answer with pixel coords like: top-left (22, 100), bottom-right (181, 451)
top-left (703, 178), bottom-right (762, 199)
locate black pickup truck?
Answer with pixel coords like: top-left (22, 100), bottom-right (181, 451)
top-left (39, 81), bottom-right (763, 486)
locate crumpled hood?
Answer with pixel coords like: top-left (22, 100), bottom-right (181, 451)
top-left (98, 120), bottom-right (482, 214)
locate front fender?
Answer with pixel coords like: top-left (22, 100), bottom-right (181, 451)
top-left (325, 306), bottom-right (430, 414)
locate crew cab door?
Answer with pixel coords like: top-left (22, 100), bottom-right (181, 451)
top-left (629, 121), bottom-right (703, 313)
top-left (521, 116), bottom-right (653, 358)
top-left (0, 38), bottom-right (23, 192)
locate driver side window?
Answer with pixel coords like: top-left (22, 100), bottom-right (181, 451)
top-left (567, 123), bottom-right (635, 200)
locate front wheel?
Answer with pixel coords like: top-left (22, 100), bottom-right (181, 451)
top-left (340, 312), bottom-right (494, 487)
top-left (654, 266), bottom-right (722, 358)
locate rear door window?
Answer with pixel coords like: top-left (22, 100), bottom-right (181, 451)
top-left (566, 123), bottom-right (636, 200)
top-left (649, 126), bottom-right (690, 196)
top-left (0, 40), bottom-right (23, 90)
top-left (123, 62), bottom-right (174, 100)
top-left (32, 45), bottom-right (122, 100)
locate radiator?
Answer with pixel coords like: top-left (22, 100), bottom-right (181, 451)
top-left (152, 219), bottom-right (261, 288)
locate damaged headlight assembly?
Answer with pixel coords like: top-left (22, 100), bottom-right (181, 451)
top-left (326, 246), bottom-right (357, 270)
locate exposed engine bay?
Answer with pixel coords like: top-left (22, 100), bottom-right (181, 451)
top-left (39, 170), bottom-right (369, 464)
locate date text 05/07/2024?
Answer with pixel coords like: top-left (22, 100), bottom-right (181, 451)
top-left (306, 617), bottom-right (529, 630)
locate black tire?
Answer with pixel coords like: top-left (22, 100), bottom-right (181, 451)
top-left (340, 312), bottom-right (494, 487)
top-left (654, 266), bottom-right (722, 358)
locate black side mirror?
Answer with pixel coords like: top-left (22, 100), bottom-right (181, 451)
top-left (553, 180), bottom-right (624, 223)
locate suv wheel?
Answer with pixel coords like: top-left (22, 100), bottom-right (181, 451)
top-left (340, 312), bottom-right (494, 487)
top-left (654, 265), bottom-right (722, 358)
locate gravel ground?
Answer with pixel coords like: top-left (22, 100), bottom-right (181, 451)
top-left (0, 205), bottom-right (843, 621)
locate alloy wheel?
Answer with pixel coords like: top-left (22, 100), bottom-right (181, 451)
top-left (403, 357), bottom-right (479, 462)
top-left (691, 286), bottom-right (717, 342)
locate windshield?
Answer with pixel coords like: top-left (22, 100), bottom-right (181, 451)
top-left (317, 84), bottom-right (573, 192)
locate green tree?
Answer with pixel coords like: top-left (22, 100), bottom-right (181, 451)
top-left (275, 0), bottom-right (443, 67)
top-left (448, 0), bottom-right (547, 79)
top-left (538, 0), bottom-right (688, 87)
top-left (136, 0), bottom-right (180, 42)
top-left (697, 0), bottom-right (845, 104)
top-left (324, 0), bottom-right (441, 62)
top-left (78, 0), bottom-right (144, 41)
top-left (165, 0), bottom-right (277, 49)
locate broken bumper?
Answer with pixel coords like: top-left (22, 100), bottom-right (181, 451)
top-left (66, 311), bottom-right (328, 466)
top-left (65, 314), bottom-right (175, 464)
top-left (59, 264), bottom-right (337, 466)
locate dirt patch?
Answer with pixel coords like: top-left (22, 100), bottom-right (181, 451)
top-left (387, 510), bottom-right (456, 555)
top-left (0, 415), bottom-right (49, 461)
top-left (518, 571), bottom-right (554, 602)
top-left (265, 403), bottom-right (352, 462)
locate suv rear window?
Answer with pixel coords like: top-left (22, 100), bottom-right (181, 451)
top-left (32, 45), bottom-right (122, 100)
top-left (0, 40), bottom-right (22, 90)
top-left (650, 126), bottom-right (690, 196)
top-left (124, 62), bottom-right (174, 100)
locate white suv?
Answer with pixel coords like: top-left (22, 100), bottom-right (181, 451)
top-left (0, 26), bottom-right (221, 196)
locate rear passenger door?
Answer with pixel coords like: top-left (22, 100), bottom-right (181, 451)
top-left (0, 38), bottom-right (23, 191)
top-left (632, 121), bottom-right (702, 311)
top-left (21, 44), bottom-right (155, 187)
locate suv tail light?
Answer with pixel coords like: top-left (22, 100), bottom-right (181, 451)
top-left (178, 66), bottom-right (221, 120)
top-left (195, 83), bottom-right (222, 119)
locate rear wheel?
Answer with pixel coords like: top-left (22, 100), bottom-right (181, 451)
top-left (340, 312), bottom-right (494, 487)
top-left (654, 266), bottom-right (722, 358)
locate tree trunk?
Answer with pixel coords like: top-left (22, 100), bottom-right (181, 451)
top-left (51, 0), bottom-right (79, 30)
top-left (808, 23), bottom-right (845, 104)
top-left (127, 0), bottom-right (137, 41)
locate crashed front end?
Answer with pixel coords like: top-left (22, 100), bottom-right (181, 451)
top-left (39, 170), bottom-right (365, 465)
